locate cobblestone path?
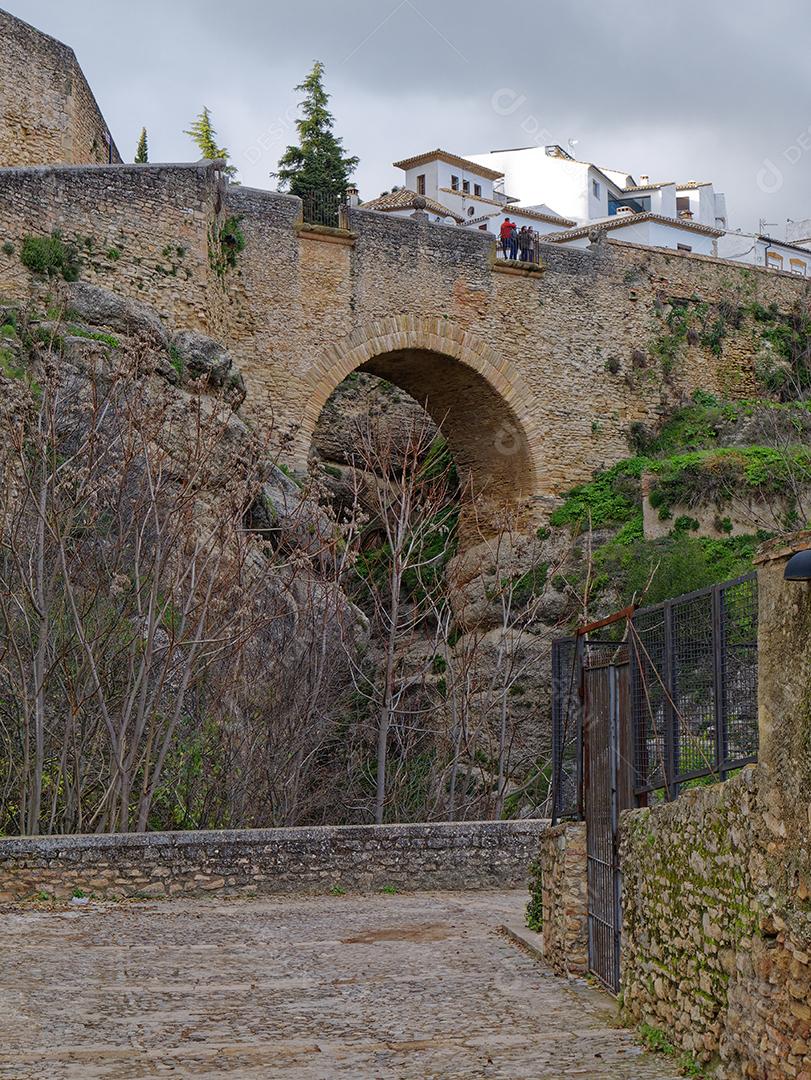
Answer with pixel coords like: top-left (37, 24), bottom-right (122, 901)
top-left (0, 891), bottom-right (678, 1079)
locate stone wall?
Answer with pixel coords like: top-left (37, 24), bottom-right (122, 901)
top-left (620, 532), bottom-right (811, 1078)
top-left (0, 162), bottom-right (225, 331)
top-left (0, 165), bottom-right (809, 522)
top-left (0, 9), bottom-right (121, 167)
top-left (0, 819), bottom-right (548, 902)
top-left (532, 822), bottom-right (589, 976)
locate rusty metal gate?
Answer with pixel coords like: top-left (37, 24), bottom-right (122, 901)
top-left (583, 642), bottom-right (633, 994)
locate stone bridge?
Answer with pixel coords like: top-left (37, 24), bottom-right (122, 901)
top-left (0, 161), bottom-right (806, 522)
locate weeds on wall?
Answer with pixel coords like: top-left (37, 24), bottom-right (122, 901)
top-left (209, 216), bottom-right (245, 277)
top-left (19, 233), bottom-right (80, 281)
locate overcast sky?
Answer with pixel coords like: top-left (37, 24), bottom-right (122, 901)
top-left (6, 0), bottom-right (811, 233)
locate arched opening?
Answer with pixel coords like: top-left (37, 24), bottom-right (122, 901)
top-left (301, 319), bottom-right (542, 531)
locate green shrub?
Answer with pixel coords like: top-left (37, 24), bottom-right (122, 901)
top-left (550, 457), bottom-right (651, 530)
top-left (20, 233), bottom-right (80, 281)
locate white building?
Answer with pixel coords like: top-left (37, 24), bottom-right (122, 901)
top-left (542, 208), bottom-right (723, 255)
top-left (717, 231), bottom-right (810, 275)
top-left (466, 145), bottom-right (729, 232)
top-left (362, 149), bottom-right (575, 235)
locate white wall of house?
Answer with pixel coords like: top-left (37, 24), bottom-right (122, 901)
top-left (552, 219), bottom-right (716, 254)
top-left (466, 147), bottom-right (598, 223)
top-left (401, 159), bottom-right (497, 205)
top-left (675, 184), bottom-right (724, 228)
top-left (717, 232), bottom-right (810, 274)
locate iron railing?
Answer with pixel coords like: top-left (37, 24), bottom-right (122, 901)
top-left (551, 572), bottom-right (758, 817)
top-left (629, 572), bottom-right (758, 801)
top-left (298, 188), bottom-right (346, 229)
top-left (495, 232), bottom-right (544, 266)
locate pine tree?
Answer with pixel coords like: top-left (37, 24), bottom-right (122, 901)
top-left (274, 61), bottom-right (359, 198)
top-left (184, 107), bottom-right (238, 179)
top-left (134, 127), bottom-right (148, 164)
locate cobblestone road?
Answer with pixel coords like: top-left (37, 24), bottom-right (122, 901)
top-left (0, 891), bottom-right (678, 1079)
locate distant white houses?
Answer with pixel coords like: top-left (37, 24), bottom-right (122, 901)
top-left (362, 143), bottom-right (809, 269)
top-left (542, 210), bottom-right (723, 256)
top-left (717, 231), bottom-right (810, 275)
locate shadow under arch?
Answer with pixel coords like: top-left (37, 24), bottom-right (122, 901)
top-left (302, 318), bottom-right (541, 513)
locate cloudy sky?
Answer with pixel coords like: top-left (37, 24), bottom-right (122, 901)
top-left (6, 0), bottom-right (811, 233)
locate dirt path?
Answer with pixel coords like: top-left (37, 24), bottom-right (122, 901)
top-left (0, 890), bottom-right (678, 1079)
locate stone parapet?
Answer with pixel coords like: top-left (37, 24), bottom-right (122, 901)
top-left (0, 819), bottom-right (549, 902)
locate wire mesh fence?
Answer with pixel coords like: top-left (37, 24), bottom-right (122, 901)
top-left (629, 573), bottom-right (758, 800)
top-left (551, 571), bottom-right (758, 816)
top-left (551, 637), bottom-right (580, 822)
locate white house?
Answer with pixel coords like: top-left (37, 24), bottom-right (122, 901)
top-left (359, 186), bottom-right (465, 226)
top-left (542, 208), bottom-right (723, 255)
top-left (465, 145), bottom-right (729, 234)
top-left (363, 149), bottom-right (575, 235)
top-left (466, 144), bottom-right (616, 224)
top-left (364, 143), bottom-right (749, 262)
top-left (717, 231), bottom-right (810, 275)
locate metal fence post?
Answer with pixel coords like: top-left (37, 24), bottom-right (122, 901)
top-left (711, 584), bottom-right (728, 780)
top-left (662, 600), bottom-right (678, 800)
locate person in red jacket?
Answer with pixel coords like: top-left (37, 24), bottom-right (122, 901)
top-left (499, 217), bottom-right (518, 260)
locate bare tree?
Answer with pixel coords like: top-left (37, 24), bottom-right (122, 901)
top-left (0, 335), bottom-right (278, 833)
top-left (338, 415), bottom-right (458, 824)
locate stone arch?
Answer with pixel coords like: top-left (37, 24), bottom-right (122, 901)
top-left (301, 316), bottom-right (542, 506)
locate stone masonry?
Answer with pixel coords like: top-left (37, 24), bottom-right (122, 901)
top-left (0, 9), bottom-right (121, 166)
top-left (0, 162), bottom-right (808, 529)
top-left (619, 533), bottom-right (811, 1078)
top-left (533, 821), bottom-right (589, 976)
top-left (0, 819), bottom-right (548, 902)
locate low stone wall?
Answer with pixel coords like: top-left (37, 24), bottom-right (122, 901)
top-left (620, 766), bottom-right (811, 1078)
top-left (0, 819), bottom-right (548, 901)
top-left (532, 822), bottom-right (588, 975)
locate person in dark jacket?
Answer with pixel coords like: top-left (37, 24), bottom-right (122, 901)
top-left (518, 226), bottom-right (533, 261)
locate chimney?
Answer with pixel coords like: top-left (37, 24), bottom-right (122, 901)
top-left (345, 185), bottom-right (360, 208)
top-left (639, 174), bottom-right (650, 185)
top-left (679, 208), bottom-right (694, 220)
top-left (616, 206), bottom-right (634, 217)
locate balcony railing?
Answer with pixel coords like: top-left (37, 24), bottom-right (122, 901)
top-left (299, 188), bottom-right (346, 230)
top-left (495, 232), bottom-right (544, 266)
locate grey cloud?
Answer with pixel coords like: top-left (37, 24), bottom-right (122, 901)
top-left (5, 0), bottom-right (811, 230)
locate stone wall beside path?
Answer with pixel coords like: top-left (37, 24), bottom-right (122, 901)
top-left (0, 819), bottom-right (548, 902)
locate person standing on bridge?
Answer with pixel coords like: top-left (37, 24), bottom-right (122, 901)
top-left (518, 226), bottom-right (532, 262)
top-left (500, 217), bottom-right (517, 260)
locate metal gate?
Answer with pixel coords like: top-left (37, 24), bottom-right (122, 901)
top-left (583, 642), bottom-right (632, 994)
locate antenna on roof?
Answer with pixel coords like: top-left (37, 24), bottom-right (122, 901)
top-left (567, 138), bottom-right (579, 153)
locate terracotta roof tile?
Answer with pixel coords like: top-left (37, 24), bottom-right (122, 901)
top-left (392, 149), bottom-right (504, 181)
top-left (543, 212), bottom-right (724, 243)
top-left (360, 188), bottom-right (465, 223)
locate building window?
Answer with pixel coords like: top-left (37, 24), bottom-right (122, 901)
top-left (790, 258), bottom-right (807, 275)
top-left (676, 196), bottom-right (691, 214)
top-left (677, 243), bottom-right (692, 252)
top-left (592, 179), bottom-right (601, 199)
top-left (416, 174), bottom-right (426, 195)
top-left (474, 183), bottom-right (482, 197)
top-left (609, 195), bottom-right (650, 215)
top-left (451, 175), bottom-right (459, 191)
top-left (467, 206), bottom-right (475, 216)
top-left (766, 251), bottom-right (784, 270)
top-left (462, 179), bottom-right (470, 193)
